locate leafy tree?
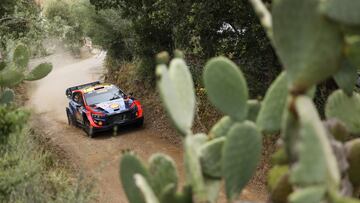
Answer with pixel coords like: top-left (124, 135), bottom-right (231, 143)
top-left (89, 0), bottom-right (280, 96)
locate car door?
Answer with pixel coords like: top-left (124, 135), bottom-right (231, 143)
top-left (72, 92), bottom-right (85, 124)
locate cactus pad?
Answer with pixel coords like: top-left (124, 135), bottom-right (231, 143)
top-left (325, 90), bottom-right (360, 134)
top-left (289, 186), bottom-right (326, 203)
top-left (222, 121), bottom-right (262, 201)
top-left (148, 154), bottom-right (178, 197)
top-left (156, 58), bottom-right (195, 135)
top-left (247, 100), bottom-right (261, 122)
top-left (0, 68), bottom-right (24, 86)
top-left (209, 116), bottom-right (234, 139)
top-left (292, 96), bottom-right (340, 187)
top-left (12, 43), bottom-right (30, 70)
top-left (204, 57), bottom-right (248, 121)
top-left (120, 153), bottom-right (149, 203)
top-left (25, 63), bottom-right (53, 81)
top-left (134, 174), bottom-right (160, 203)
top-left (256, 71), bottom-right (288, 134)
top-left (273, 0), bottom-right (342, 91)
top-left (0, 89), bottom-right (15, 104)
top-left (184, 135), bottom-right (207, 202)
top-left (321, 0), bottom-right (360, 26)
top-left (333, 60), bottom-right (357, 96)
top-left (199, 137), bottom-right (225, 178)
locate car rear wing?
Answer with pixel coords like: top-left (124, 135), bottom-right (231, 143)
top-left (65, 81), bottom-right (101, 99)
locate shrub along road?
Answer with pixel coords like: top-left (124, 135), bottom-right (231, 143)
top-left (27, 47), bottom-right (265, 203)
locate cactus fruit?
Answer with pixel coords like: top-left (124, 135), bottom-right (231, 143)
top-left (333, 60), bottom-right (357, 96)
top-left (271, 147), bottom-right (288, 165)
top-left (199, 137), bottom-right (225, 178)
top-left (209, 116), bottom-right (234, 139)
top-left (120, 153), bottom-right (149, 203)
top-left (324, 119), bottom-right (350, 142)
top-left (256, 71), bottom-right (288, 134)
top-left (289, 186), bottom-right (326, 203)
top-left (345, 139), bottom-right (360, 188)
top-left (320, 0), bottom-right (360, 26)
top-left (325, 90), bottom-right (360, 134)
top-left (203, 57), bottom-right (248, 122)
top-left (268, 165), bottom-right (289, 191)
top-left (270, 173), bottom-right (293, 203)
top-left (25, 63), bottom-right (53, 81)
top-left (247, 100), bottom-right (261, 122)
top-left (272, 0), bottom-right (342, 92)
top-left (156, 51), bottom-right (170, 64)
top-left (134, 174), bottom-right (160, 203)
top-left (148, 154), bottom-right (178, 197)
top-left (222, 121), bottom-right (262, 201)
top-left (292, 96), bottom-right (340, 187)
top-left (156, 57), bottom-right (195, 135)
top-left (0, 89), bottom-right (15, 104)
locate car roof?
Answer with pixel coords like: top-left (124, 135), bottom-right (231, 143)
top-left (80, 83), bottom-right (116, 94)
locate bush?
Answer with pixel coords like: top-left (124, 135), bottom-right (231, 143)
top-left (0, 105), bottom-right (94, 202)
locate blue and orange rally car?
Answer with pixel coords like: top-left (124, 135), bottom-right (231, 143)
top-left (65, 81), bottom-right (144, 137)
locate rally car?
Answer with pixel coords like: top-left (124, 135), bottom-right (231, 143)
top-left (65, 81), bottom-right (144, 137)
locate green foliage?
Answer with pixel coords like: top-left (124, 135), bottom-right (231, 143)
top-left (148, 154), bottom-right (178, 197)
top-left (333, 61), bottom-right (358, 96)
top-left (0, 89), bottom-right (14, 105)
top-left (0, 106), bottom-right (29, 144)
top-left (0, 43), bottom-right (52, 104)
top-left (0, 106), bottom-right (94, 202)
top-left (204, 57), bottom-right (248, 122)
top-left (325, 90), bottom-right (360, 134)
top-left (321, 0), bottom-right (360, 26)
top-left (120, 152), bottom-right (149, 203)
top-left (25, 63), bottom-right (53, 81)
top-left (209, 116), bottom-right (234, 139)
top-left (292, 96), bottom-right (340, 187)
top-left (222, 122), bottom-right (262, 201)
top-left (273, 0), bottom-right (342, 92)
top-left (199, 137), bottom-right (225, 178)
top-left (119, 0), bottom-right (360, 202)
top-left (0, 0), bottom-right (47, 56)
top-left (256, 71), bottom-right (287, 134)
top-left (289, 186), bottom-right (326, 203)
top-left (156, 57), bottom-right (195, 135)
top-left (246, 99), bottom-right (261, 122)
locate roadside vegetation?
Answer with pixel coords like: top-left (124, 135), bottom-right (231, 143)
top-left (0, 1), bottom-right (94, 202)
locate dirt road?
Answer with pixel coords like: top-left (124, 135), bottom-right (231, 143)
top-left (27, 47), bottom-right (266, 203)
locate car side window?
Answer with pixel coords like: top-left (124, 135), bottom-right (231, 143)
top-left (73, 92), bottom-right (83, 106)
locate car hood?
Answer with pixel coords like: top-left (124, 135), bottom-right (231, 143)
top-left (94, 98), bottom-right (128, 114)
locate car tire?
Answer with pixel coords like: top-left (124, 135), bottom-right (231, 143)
top-left (135, 117), bottom-right (144, 128)
top-left (84, 119), bottom-right (95, 138)
top-left (67, 110), bottom-right (75, 126)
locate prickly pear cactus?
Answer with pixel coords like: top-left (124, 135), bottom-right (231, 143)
top-left (119, 0), bottom-right (360, 202)
top-left (0, 43), bottom-right (53, 105)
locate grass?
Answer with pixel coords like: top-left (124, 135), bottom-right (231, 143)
top-left (0, 106), bottom-right (95, 203)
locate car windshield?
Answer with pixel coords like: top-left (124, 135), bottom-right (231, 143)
top-left (85, 87), bottom-right (124, 105)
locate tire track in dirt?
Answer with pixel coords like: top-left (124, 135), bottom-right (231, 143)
top-left (27, 47), bottom-right (266, 203)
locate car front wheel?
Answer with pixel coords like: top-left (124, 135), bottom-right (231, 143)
top-left (84, 119), bottom-right (95, 138)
